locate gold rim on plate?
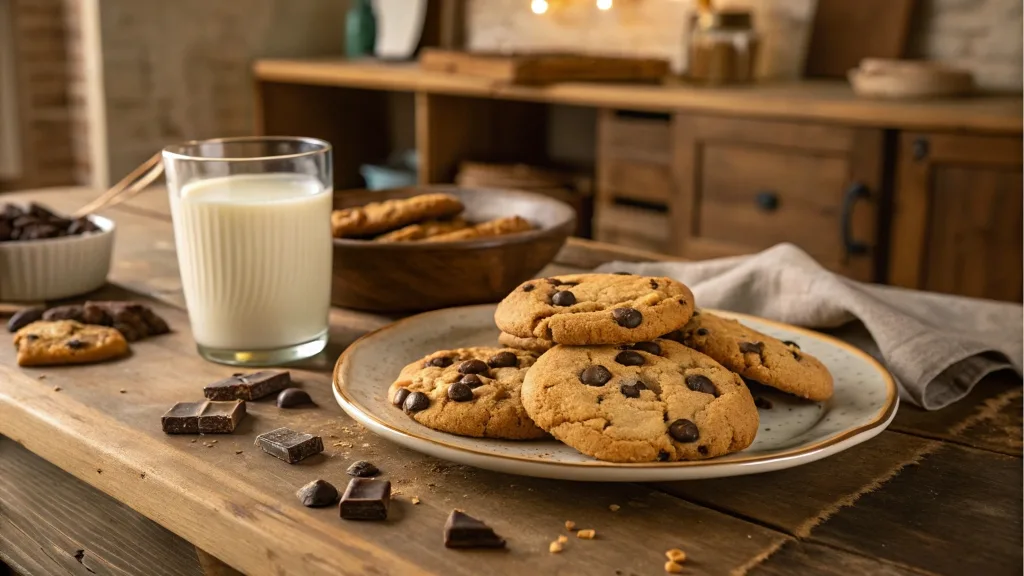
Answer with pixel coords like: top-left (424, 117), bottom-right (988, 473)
top-left (333, 305), bottom-right (899, 469)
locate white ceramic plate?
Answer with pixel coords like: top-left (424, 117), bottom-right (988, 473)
top-left (333, 305), bottom-right (898, 482)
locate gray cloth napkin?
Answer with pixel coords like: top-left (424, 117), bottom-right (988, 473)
top-left (595, 243), bottom-right (1022, 410)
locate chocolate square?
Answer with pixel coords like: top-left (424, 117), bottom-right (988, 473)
top-left (339, 478), bottom-right (391, 520)
top-left (204, 370), bottom-right (291, 401)
top-left (161, 401), bottom-right (204, 434)
top-left (254, 427), bottom-right (323, 464)
top-left (160, 400), bottom-right (246, 434)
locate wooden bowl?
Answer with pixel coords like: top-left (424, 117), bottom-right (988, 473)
top-left (331, 186), bottom-right (576, 312)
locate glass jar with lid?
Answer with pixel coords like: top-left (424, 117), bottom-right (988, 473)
top-left (687, 10), bottom-right (759, 85)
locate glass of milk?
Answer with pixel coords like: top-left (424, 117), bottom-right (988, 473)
top-left (162, 137), bottom-right (332, 366)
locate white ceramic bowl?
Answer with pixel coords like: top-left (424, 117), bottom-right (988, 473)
top-left (0, 215), bottom-right (115, 301)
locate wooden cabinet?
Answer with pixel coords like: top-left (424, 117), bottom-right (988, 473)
top-left (672, 115), bottom-right (884, 281)
top-left (889, 133), bottom-right (1023, 302)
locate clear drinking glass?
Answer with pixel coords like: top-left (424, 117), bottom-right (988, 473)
top-left (163, 137), bottom-right (333, 366)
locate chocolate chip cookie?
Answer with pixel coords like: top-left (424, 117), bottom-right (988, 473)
top-left (13, 320), bottom-right (129, 366)
top-left (521, 339), bottom-right (758, 462)
top-left (667, 311), bottom-right (834, 402)
top-left (498, 332), bottom-right (554, 354)
top-left (389, 347), bottom-right (545, 440)
top-left (494, 274), bottom-right (695, 346)
top-left (331, 193), bottom-right (464, 238)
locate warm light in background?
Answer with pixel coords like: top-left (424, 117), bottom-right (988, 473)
top-left (531, 0), bottom-right (549, 14)
top-left (596, 0), bottom-right (613, 10)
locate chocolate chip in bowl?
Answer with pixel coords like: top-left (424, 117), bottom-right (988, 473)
top-left (330, 186), bottom-right (575, 312)
top-left (0, 202), bottom-right (115, 301)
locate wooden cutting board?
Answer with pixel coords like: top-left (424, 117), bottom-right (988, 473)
top-left (419, 48), bottom-right (670, 85)
top-left (804, 0), bottom-right (916, 78)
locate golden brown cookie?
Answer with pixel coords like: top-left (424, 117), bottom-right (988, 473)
top-left (521, 339), bottom-right (758, 462)
top-left (374, 217), bottom-right (469, 242)
top-left (331, 193), bottom-right (464, 238)
top-left (425, 215), bottom-right (533, 242)
top-left (667, 311), bottom-right (834, 402)
top-left (13, 320), bottom-right (129, 367)
top-left (498, 331), bottom-right (554, 354)
top-left (494, 273), bottom-right (695, 346)
top-left (389, 347), bottom-right (544, 440)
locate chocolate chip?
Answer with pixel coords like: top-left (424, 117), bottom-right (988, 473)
top-left (697, 446), bottom-right (709, 456)
top-left (448, 382), bottom-right (474, 402)
top-left (620, 380), bottom-right (646, 398)
top-left (685, 374), bottom-right (718, 396)
top-left (696, 328), bottom-right (709, 336)
top-left (782, 340), bottom-right (800, 349)
top-left (631, 341), bottom-right (661, 355)
top-left (657, 450), bottom-right (670, 461)
top-left (677, 298), bottom-right (687, 305)
top-left (347, 460), bottom-right (380, 477)
top-left (392, 388), bottom-right (410, 407)
top-left (276, 388), bottom-right (313, 408)
top-left (613, 271), bottom-right (633, 276)
top-left (580, 365), bottom-right (612, 386)
top-left (612, 307), bottom-right (642, 328)
top-left (487, 351), bottom-right (518, 368)
top-left (522, 283), bottom-right (535, 292)
top-left (7, 306), bottom-right (45, 332)
top-left (668, 419), bottom-right (699, 443)
top-left (25, 334), bottom-right (38, 341)
top-left (754, 396), bottom-right (773, 410)
top-left (457, 359), bottom-right (488, 375)
top-left (547, 278), bottom-right (567, 285)
top-left (551, 290), bottom-right (576, 307)
top-left (615, 350), bottom-right (645, 366)
top-left (66, 339), bottom-right (88, 350)
top-left (739, 341), bottom-right (764, 354)
top-left (403, 391), bottom-right (430, 413)
top-left (426, 356), bottom-right (453, 368)
top-left (459, 374), bottom-right (484, 388)
top-left (649, 279), bottom-right (658, 289)
top-left (661, 330), bottom-right (684, 342)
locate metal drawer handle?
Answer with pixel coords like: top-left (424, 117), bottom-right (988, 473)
top-left (755, 190), bottom-right (779, 212)
top-left (842, 182), bottom-right (870, 256)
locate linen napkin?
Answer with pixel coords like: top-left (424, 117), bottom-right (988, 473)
top-left (595, 243), bottom-right (1022, 410)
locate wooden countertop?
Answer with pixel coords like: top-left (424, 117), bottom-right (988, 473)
top-left (253, 59), bottom-right (1023, 134)
top-left (0, 186), bottom-right (1021, 576)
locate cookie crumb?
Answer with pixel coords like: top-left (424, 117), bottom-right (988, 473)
top-left (549, 540), bottom-right (564, 553)
top-left (411, 496), bottom-right (421, 505)
top-left (666, 549), bottom-right (686, 563)
top-left (609, 504), bottom-right (620, 512)
top-left (52, 386), bottom-right (61, 392)
top-left (565, 520), bottom-right (576, 531)
top-left (119, 389), bottom-right (126, 394)
top-left (664, 560), bottom-right (683, 573)
top-left (37, 374), bottom-right (47, 380)
top-left (557, 535), bottom-right (568, 543)
top-left (576, 529), bottom-right (596, 540)
top-left (211, 440), bottom-right (218, 444)
top-left (190, 439), bottom-right (197, 443)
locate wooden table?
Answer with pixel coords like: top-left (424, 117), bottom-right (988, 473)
top-left (1, 187), bottom-right (1021, 576)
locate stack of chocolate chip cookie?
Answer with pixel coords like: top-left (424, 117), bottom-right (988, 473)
top-left (388, 273), bottom-right (834, 464)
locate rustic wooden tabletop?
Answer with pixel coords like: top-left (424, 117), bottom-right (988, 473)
top-left (0, 187), bottom-right (1020, 576)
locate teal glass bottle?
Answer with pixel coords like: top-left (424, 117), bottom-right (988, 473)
top-left (345, 0), bottom-right (377, 58)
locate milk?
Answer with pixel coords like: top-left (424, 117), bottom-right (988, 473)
top-left (170, 173), bottom-right (332, 351)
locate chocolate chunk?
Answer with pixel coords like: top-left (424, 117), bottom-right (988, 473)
top-left (204, 370), bottom-right (291, 401)
top-left (580, 365), bottom-right (612, 386)
top-left (697, 445), bottom-right (709, 456)
top-left (340, 478), bottom-right (391, 520)
top-left (403, 391), bottom-right (430, 413)
top-left (66, 338), bottom-right (88, 350)
top-left (255, 427), bottom-right (323, 464)
top-left (7, 307), bottom-right (45, 332)
top-left (161, 400), bottom-right (246, 434)
top-left (649, 279), bottom-right (659, 289)
top-left (443, 510), bottom-right (506, 549)
top-left (668, 419), bottom-right (700, 443)
top-left (487, 351), bottom-right (518, 368)
top-left (657, 450), bottom-right (670, 461)
top-left (43, 304), bottom-right (85, 322)
top-left (459, 374), bottom-right (484, 388)
top-left (0, 203), bottom-right (23, 219)
top-left (296, 479), bottom-right (338, 507)
top-left (615, 350), bottom-right (645, 366)
top-left (392, 388), bottom-right (410, 407)
top-left (522, 283), bottom-right (535, 292)
top-left (457, 359), bottom-right (488, 375)
top-left (612, 307), bottom-right (643, 328)
top-left (551, 290), bottom-right (576, 307)
top-left (754, 396), bottom-right (773, 410)
top-left (696, 328), bottom-right (709, 336)
top-left (685, 374), bottom-right (718, 396)
top-left (27, 203), bottom-right (58, 221)
top-left (620, 380), bottom-right (646, 398)
top-left (631, 341), bottom-right (661, 355)
top-left (276, 387), bottom-right (313, 408)
top-left (448, 382), bottom-right (474, 402)
top-left (426, 355), bottom-right (453, 368)
top-left (739, 341), bottom-right (764, 354)
top-left (346, 460), bottom-right (380, 477)
top-left (782, 340), bottom-right (800, 349)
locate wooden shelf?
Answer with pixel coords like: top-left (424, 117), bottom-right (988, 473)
top-left (253, 58), bottom-right (1023, 134)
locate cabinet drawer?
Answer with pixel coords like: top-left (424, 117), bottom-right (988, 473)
top-left (594, 203), bottom-right (671, 254)
top-left (599, 111), bottom-right (672, 164)
top-left (599, 159), bottom-right (672, 204)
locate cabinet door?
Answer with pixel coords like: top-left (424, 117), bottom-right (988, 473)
top-left (890, 133), bottom-right (1023, 302)
top-left (672, 115), bottom-right (884, 281)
